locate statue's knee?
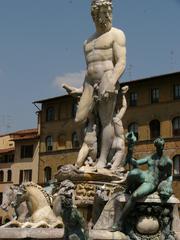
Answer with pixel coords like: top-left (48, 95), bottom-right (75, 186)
top-left (75, 115), bottom-right (85, 124)
top-left (75, 110), bottom-right (87, 123)
top-left (75, 116), bottom-right (81, 123)
top-left (132, 192), bottom-right (139, 201)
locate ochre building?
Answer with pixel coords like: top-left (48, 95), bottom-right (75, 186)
top-left (34, 96), bottom-right (82, 185)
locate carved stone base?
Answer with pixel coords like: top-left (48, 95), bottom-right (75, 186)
top-left (0, 228), bottom-right (127, 240)
top-left (54, 164), bottom-right (126, 228)
top-left (94, 193), bottom-right (180, 240)
top-left (55, 165), bottom-right (126, 207)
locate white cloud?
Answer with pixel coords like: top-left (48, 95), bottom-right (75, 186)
top-left (54, 70), bottom-right (86, 92)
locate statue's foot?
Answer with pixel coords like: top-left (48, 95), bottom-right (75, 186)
top-left (110, 225), bottom-right (118, 232)
top-left (110, 224), bottom-right (121, 232)
top-left (96, 159), bottom-right (106, 169)
top-left (110, 221), bottom-right (123, 232)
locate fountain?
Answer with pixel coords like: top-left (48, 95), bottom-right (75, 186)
top-left (0, 0), bottom-right (180, 239)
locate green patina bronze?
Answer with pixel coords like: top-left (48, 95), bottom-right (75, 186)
top-left (56, 180), bottom-right (89, 240)
top-left (112, 132), bottom-right (173, 231)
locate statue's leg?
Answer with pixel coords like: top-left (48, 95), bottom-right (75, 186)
top-left (75, 80), bottom-right (94, 123)
top-left (111, 138), bottom-right (125, 170)
top-left (112, 182), bottom-right (155, 231)
top-left (120, 183), bottom-right (155, 223)
top-left (126, 168), bottom-right (143, 193)
top-left (75, 143), bottom-right (89, 168)
top-left (96, 95), bottom-right (116, 168)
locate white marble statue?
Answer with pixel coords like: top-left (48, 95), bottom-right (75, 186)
top-left (110, 85), bottom-right (128, 170)
top-left (63, 0), bottom-right (126, 170)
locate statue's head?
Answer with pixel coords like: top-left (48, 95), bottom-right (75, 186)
top-left (126, 132), bottom-right (137, 146)
top-left (11, 185), bottom-right (27, 208)
top-left (91, 0), bottom-right (113, 33)
top-left (154, 137), bottom-right (165, 151)
top-left (0, 186), bottom-right (18, 211)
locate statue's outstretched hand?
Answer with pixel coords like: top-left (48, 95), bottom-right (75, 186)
top-left (62, 84), bottom-right (83, 97)
top-left (121, 85), bottom-right (129, 94)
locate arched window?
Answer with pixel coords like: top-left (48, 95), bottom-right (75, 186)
top-left (7, 170), bottom-right (12, 182)
top-left (46, 136), bottom-right (53, 151)
top-left (0, 171), bottom-right (4, 182)
top-left (128, 122), bottom-right (138, 140)
top-left (44, 167), bottom-right (52, 183)
top-left (72, 132), bottom-right (80, 148)
top-left (173, 155), bottom-right (180, 176)
top-left (46, 107), bottom-right (55, 121)
top-left (149, 119), bottom-right (160, 139)
top-left (172, 117), bottom-right (180, 137)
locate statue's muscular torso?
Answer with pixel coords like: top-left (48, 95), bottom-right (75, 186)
top-left (84, 27), bottom-right (124, 84)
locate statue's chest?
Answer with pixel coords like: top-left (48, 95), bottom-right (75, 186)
top-left (148, 159), bottom-right (160, 170)
top-left (85, 34), bottom-right (113, 52)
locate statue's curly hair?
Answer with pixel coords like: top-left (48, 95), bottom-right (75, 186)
top-left (154, 137), bottom-right (165, 147)
top-left (91, 0), bottom-right (112, 10)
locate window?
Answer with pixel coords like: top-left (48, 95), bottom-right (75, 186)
top-left (59, 102), bottom-right (71, 120)
top-left (173, 155), bottom-right (180, 176)
top-left (129, 92), bottom-right (137, 106)
top-left (0, 171), bottom-right (4, 182)
top-left (58, 134), bottom-right (66, 148)
top-left (0, 154), bottom-right (14, 163)
top-left (72, 132), bottom-right (80, 148)
top-left (174, 84), bottom-right (180, 100)
top-left (21, 145), bottom-right (33, 158)
top-left (46, 107), bottom-right (55, 121)
top-left (172, 117), bottom-right (180, 137)
top-left (0, 193), bottom-right (3, 205)
top-left (19, 169), bottom-right (32, 184)
top-left (128, 122), bottom-right (139, 140)
top-left (149, 120), bottom-right (160, 139)
top-left (44, 167), bottom-right (52, 183)
top-left (7, 170), bottom-right (12, 182)
top-left (46, 136), bottom-right (53, 151)
top-left (151, 88), bottom-right (159, 103)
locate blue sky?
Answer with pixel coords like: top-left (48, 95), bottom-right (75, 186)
top-left (0, 0), bottom-right (180, 133)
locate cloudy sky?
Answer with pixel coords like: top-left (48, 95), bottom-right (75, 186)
top-left (0, 0), bottom-right (180, 133)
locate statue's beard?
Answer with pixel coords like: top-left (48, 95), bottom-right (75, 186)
top-left (100, 19), bottom-right (111, 29)
top-left (94, 14), bottom-right (112, 32)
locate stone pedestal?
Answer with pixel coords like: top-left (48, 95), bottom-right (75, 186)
top-left (0, 229), bottom-right (127, 240)
top-left (94, 192), bottom-right (180, 240)
top-left (55, 167), bottom-right (125, 224)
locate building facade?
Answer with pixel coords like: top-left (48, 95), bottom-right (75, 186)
top-left (10, 129), bottom-right (39, 185)
top-left (34, 95), bottom-right (82, 185)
